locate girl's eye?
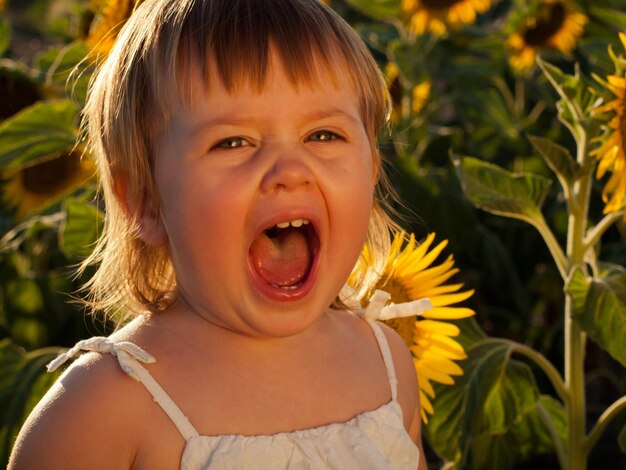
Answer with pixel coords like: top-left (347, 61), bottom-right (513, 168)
top-left (213, 137), bottom-right (249, 150)
top-left (307, 130), bottom-right (340, 142)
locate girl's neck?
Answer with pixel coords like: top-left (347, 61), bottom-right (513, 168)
top-left (145, 299), bottom-right (341, 356)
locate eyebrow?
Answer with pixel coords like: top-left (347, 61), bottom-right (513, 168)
top-left (300, 107), bottom-right (362, 125)
top-left (190, 107), bottom-right (361, 136)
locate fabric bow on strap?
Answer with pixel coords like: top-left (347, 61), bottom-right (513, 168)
top-left (47, 337), bottom-right (156, 382)
top-left (361, 289), bottom-right (433, 321)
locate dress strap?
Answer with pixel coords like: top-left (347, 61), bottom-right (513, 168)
top-left (352, 288), bottom-right (431, 402)
top-left (366, 320), bottom-right (398, 402)
top-left (48, 337), bottom-right (200, 441)
top-left (362, 289), bottom-right (432, 321)
top-left (124, 359), bottom-right (200, 441)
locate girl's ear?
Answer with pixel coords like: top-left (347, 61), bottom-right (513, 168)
top-left (114, 173), bottom-right (168, 246)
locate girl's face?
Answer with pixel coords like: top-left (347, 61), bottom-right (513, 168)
top-left (144, 55), bottom-right (375, 338)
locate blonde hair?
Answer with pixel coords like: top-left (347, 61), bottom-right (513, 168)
top-left (82, 0), bottom-right (399, 317)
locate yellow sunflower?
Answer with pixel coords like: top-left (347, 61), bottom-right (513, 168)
top-left (507, 0), bottom-right (587, 73)
top-left (411, 81), bottom-right (431, 115)
top-left (402, 0), bottom-right (493, 36)
top-left (0, 67), bottom-right (42, 121)
top-left (384, 62), bottom-right (431, 122)
top-left (385, 62), bottom-right (404, 123)
top-left (1, 151), bottom-right (94, 221)
top-left (591, 33), bottom-right (626, 218)
top-left (350, 232), bottom-right (474, 422)
top-left (86, 0), bottom-right (144, 56)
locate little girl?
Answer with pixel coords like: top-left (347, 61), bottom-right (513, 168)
top-left (9, 0), bottom-right (428, 468)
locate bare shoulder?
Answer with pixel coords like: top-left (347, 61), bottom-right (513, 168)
top-left (375, 323), bottom-right (419, 420)
top-left (376, 322), bottom-right (427, 466)
top-left (9, 326), bottom-right (153, 469)
top-left (332, 313), bottom-right (420, 422)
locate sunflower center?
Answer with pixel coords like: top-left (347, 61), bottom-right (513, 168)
top-left (523, 3), bottom-right (566, 46)
top-left (379, 277), bottom-right (411, 304)
top-left (419, 0), bottom-right (464, 10)
top-left (377, 278), bottom-right (417, 347)
top-left (20, 153), bottom-right (79, 195)
top-left (0, 69), bottom-right (42, 120)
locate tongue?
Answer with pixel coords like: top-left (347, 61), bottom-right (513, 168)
top-left (250, 227), bottom-right (311, 287)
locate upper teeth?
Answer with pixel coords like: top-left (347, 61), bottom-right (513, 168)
top-left (276, 219), bottom-right (310, 229)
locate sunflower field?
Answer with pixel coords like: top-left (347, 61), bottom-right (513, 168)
top-left (1, 0), bottom-right (625, 468)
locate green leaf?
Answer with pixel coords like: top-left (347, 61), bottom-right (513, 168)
top-left (466, 393), bottom-right (566, 469)
top-left (0, 339), bottom-right (63, 466)
top-left (537, 59), bottom-right (581, 115)
top-left (389, 40), bottom-right (430, 85)
top-left (36, 41), bottom-right (91, 104)
top-left (10, 318), bottom-right (48, 349)
top-left (528, 135), bottom-right (581, 189)
top-left (536, 59), bottom-right (597, 139)
top-left (0, 340), bottom-right (22, 392)
top-left (0, 99), bottom-right (78, 168)
top-left (0, 16), bottom-right (10, 57)
top-left (566, 268), bottom-right (589, 318)
top-left (566, 268), bottom-right (626, 367)
top-left (425, 340), bottom-right (565, 469)
top-left (5, 278), bottom-right (44, 315)
top-left (60, 198), bottom-right (103, 258)
top-left (344, 0), bottom-right (403, 20)
top-left (452, 155), bottom-right (552, 225)
top-left (537, 394), bottom-right (567, 447)
top-left (36, 42), bottom-right (89, 77)
top-left (590, 6), bottom-right (626, 31)
top-left (460, 343), bottom-right (536, 468)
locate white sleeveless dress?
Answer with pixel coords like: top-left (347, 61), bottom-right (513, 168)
top-left (48, 318), bottom-right (420, 469)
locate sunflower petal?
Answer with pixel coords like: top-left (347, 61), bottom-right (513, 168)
top-left (415, 361), bottom-right (456, 384)
top-left (422, 306), bottom-right (475, 320)
top-left (429, 290), bottom-right (475, 307)
top-left (419, 377), bottom-right (435, 398)
top-left (416, 320), bottom-right (461, 336)
top-left (417, 282), bottom-right (466, 298)
top-left (419, 390), bottom-right (434, 415)
top-left (594, 40), bottom-right (626, 219)
top-left (416, 334), bottom-right (467, 358)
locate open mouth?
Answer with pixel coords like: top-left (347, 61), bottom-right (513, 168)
top-left (249, 218), bottom-right (319, 295)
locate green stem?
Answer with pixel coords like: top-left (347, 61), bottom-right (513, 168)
top-left (492, 77), bottom-right (515, 111)
top-left (532, 214), bottom-right (569, 280)
top-left (585, 396), bottom-right (626, 454)
top-left (583, 210), bottom-right (625, 253)
top-left (524, 101), bottom-right (546, 128)
top-left (510, 342), bottom-right (569, 403)
top-left (24, 347), bottom-right (66, 360)
top-left (515, 77), bottom-right (525, 116)
top-left (564, 124), bottom-right (592, 470)
top-left (564, 302), bottom-right (587, 470)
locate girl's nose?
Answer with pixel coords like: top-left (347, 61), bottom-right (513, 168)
top-left (260, 149), bottom-right (315, 194)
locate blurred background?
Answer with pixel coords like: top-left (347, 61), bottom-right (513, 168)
top-left (0, 0), bottom-right (625, 468)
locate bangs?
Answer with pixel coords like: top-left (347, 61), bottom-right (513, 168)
top-left (179, 0), bottom-right (343, 92)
